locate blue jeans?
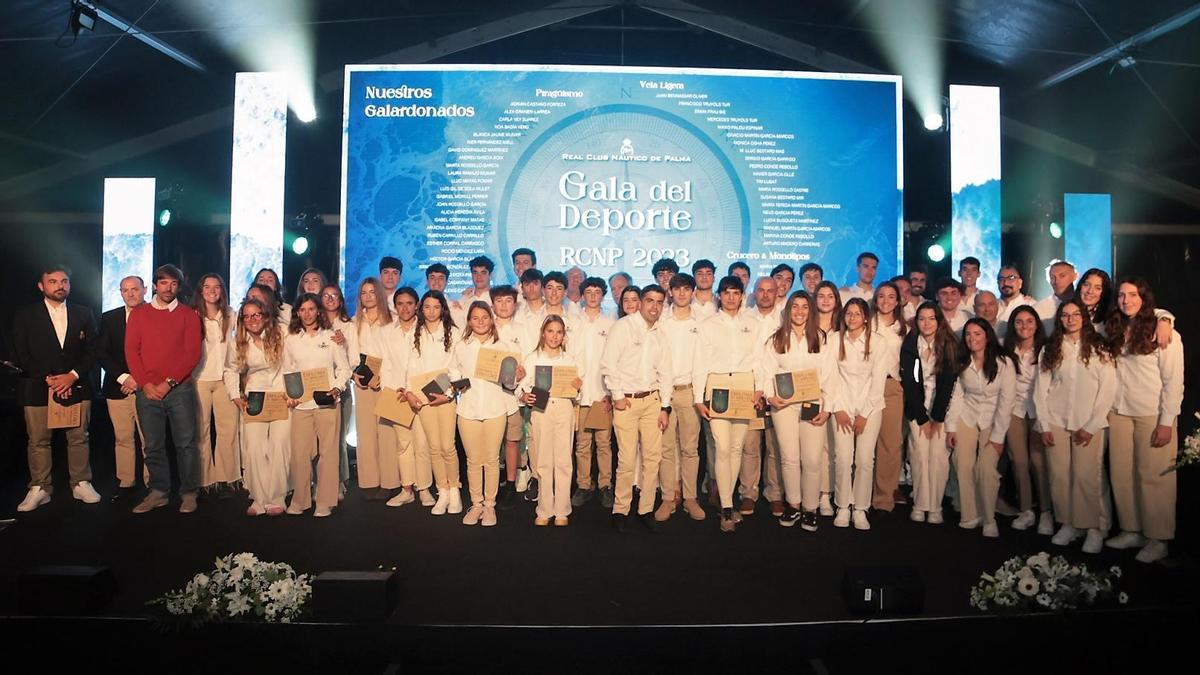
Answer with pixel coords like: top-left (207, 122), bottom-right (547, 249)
top-left (136, 380), bottom-right (200, 494)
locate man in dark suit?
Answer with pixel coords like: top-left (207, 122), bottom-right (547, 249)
top-left (10, 265), bottom-right (100, 512)
top-left (97, 275), bottom-right (147, 501)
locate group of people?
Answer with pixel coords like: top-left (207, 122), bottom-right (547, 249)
top-left (9, 247), bottom-right (1184, 563)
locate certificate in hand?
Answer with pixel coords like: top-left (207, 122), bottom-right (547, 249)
top-left (774, 369), bottom-right (820, 404)
top-left (47, 388), bottom-right (82, 429)
top-left (549, 366), bottom-right (579, 399)
top-left (474, 347), bottom-right (522, 386)
top-left (375, 387), bottom-right (416, 427)
top-left (284, 368), bottom-right (331, 403)
top-left (245, 391), bottom-right (289, 423)
top-left (704, 371), bottom-right (756, 420)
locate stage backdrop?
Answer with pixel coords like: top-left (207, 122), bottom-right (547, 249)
top-left (340, 64), bottom-right (902, 308)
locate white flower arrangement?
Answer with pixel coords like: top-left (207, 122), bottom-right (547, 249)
top-left (150, 552), bottom-right (312, 625)
top-left (1168, 412), bottom-right (1200, 472)
top-left (970, 552), bottom-right (1126, 613)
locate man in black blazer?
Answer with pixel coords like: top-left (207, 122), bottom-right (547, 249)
top-left (10, 265), bottom-right (100, 512)
top-left (97, 275), bottom-right (147, 501)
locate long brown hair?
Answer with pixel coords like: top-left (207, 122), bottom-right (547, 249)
top-left (871, 280), bottom-right (908, 338)
top-left (914, 301), bottom-right (958, 375)
top-left (354, 277), bottom-right (394, 336)
top-left (1001, 304), bottom-right (1046, 365)
top-left (1105, 276), bottom-right (1157, 356)
top-left (192, 273), bottom-right (232, 343)
top-left (814, 280), bottom-right (843, 331)
top-left (321, 284), bottom-right (350, 323)
top-left (838, 297), bottom-right (873, 361)
top-left (1042, 300), bottom-right (1112, 371)
top-left (288, 293), bottom-right (332, 335)
top-left (234, 298), bottom-right (283, 371)
top-left (462, 301), bottom-right (499, 344)
top-left (414, 290), bottom-right (455, 355)
top-left (771, 290), bottom-right (824, 354)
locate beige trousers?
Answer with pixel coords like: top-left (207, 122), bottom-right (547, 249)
top-left (709, 417), bottom-right (749, 510)
top-left (952, 425), bottom-right (1001, 524)
top-left (772, 405), bottom-right (829, 510)
top-left (872, 378), bottom-right (904, 510)
top-left (384, 418), bottom-right (417, 488)
top-left (575, 405), bottom-right (614, 490)
top-left (242, 417), bottom-right (290, 508)
top-left (353, 387), bottom-right (400, 489)
top-left (417, 402), bottom-right (460, 489)
top-left (533, 398), bottom-right (575, 518)
top-left (289, 406), bottom-right (341, 510)
top-left (908, 420), bottom-right (950, 515)
top-left (107, 395), bottom-right (145, 487)
top-left (1108, 413), bottom-right (1176, 540)
top-left (612, 394), bottom-right (664, 515)
top-left (832, 410), bottom-right (882, 510)
top-left (195, 379), bottom-right (241, 487)
top-left (1044, 425), bottom-right (1111, 530)
top-left (660, 386), bottom-right (702, 500)
top-left (24, 402), bottom-right (92, 492)
top-left (1007, 415), bottom-right (1051, 513)
top-left (458, 414), bottom-right (505, 506)
top-left (739, 418), bottom-right (783, 502)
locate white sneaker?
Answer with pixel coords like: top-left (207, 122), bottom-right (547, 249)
top-left (71, 481), bottom-right (101, 504)
top-left (834, 508), bottom-right (851, 528)
top-left (928, 510), bottom-right (944, 525)
top-left (17, 486), bottom-right (51, 512)
top-left (852, 509), bottom-right (871, 531)
top-left (515, 466), bottom-right (532, 493)
top-left (446, 487), bottom-right (463, 514)
top-left (1051, 524), bottom-right (1081, 546)
top-left (418, 488), bottom-right (436, 507)
top-left (285, 504), bottom-right (306, 515)
top-left (982, 522), bottom-right (999, 538)
top-left (314, 506), bottom-right (332, 518)
top-left (1135, 539), bottom-right (1168, 564)
top-left (818, 494), bottom-right (834, 517)
top-left (910, 509), bottom-right (926, 523)
top-left (1037, 511), bottom-right (1055, 536)
top-left (1011, 510), bottom-right (1036, 531)
top-left (959, 517), bottom-right (981, 530)
top-left (386, 489), bottom-right (415, 507)
top-left (1082, 529), bottom-right (1104, 553)
top-left (430, 490), bottom-right (450, 515)
top-left (1106, 531), bottom-right (1147, 550)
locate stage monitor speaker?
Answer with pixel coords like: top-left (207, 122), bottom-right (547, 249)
top-left (842, 566), bottom-right (923, 616)
top-left (313, 570), bottom-right (397, 622)
top-left (19, 565), bottom-right (116, 615)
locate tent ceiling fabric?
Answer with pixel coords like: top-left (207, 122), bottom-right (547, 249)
top-left (0, 0), bottom-right (1196, 219)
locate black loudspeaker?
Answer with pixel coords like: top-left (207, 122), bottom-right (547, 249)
top-left (313, 570), bottom-right (397, 622)
top-left (19, 565), bottom-right (116, 615)
top-left (842, 566), bottom-right (924, 616)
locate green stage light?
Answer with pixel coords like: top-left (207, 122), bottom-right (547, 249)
top-left (292, 236), bottom-right (309, 255)
top-left (157, 208), bottom-right (172, 227)
top-left (1049, 222), bottom-right (1062, 239)
top-left (926, 243), bottom-right (946, 262)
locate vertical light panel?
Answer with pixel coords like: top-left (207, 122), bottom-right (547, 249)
top-left (102, 177), bottom-right (155, 311)
top-left (230, 72), bottom-right (287, 302)
top-left (1065, 193), bottom-right (1112, 274)
top-left (949, 84), bottom-right (1001, 292)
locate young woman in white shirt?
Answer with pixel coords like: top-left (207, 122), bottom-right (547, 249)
top-left (519, 315), bottom-right (583, 526)
top-left (254, 268), bottom-right (292, 325)
top-left (350, 278), bottom-right (400, 501)
top-left (1105, 277), bottom-right (1185, 563)
top-left (900, 302), bottom-right (959, 525)
top-left (831, 298), bottom-right (889, 530)
top-left (869, 281), bottom-right (907, 512)
top-left (1031, 300), bottom-right (1117, 553)
top-left (405, 290), bottom-right (461, 515)
top-left (1000, 305), bottom-right (1053, 534)
top-left (191, 273), bottom-right (240, 497)
top-left (448, 301), bottom-right (510, 526)
top-left (321, 284), bottom-right (354, 499)
top-left (945, 318), bottom-right (1017, 538)
top-left (380, 287), bottom-right (428, 508)
top-left (296, 268), bottom-right (329, 302)
top-left (283, 294), bottom-right (351, 517)
top-left (617, 285), bottom-right (642, 319)
top-left (224, 298), bottom-right (289, 516)
top-left (813, 280), bottom-right (844, 516)
top-left (760, 290), bottom-right (839, 531)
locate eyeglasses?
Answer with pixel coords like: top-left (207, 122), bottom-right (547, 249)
top-left (321, 293), bottom-right (339, 300)
top-left (997, 274), bottom-right (1019, 282)
top-left (242, 312), bottom-right (264, 321)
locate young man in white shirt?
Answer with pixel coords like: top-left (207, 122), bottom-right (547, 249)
top-left (996, 264), bottom-right (1036, 323)
top-left (739, 277), bottom-right (785, 516)
top-left (839, 252), bottom-right (879, 304)
top-left (572, 277), bottom-right (616, 508)
top-left (771, 264), bottom-right (796, 301)
top-left (958, 256), bottom-right (982, 315)
top-left (728, 262), bottom-right (753, 307)
top-left (600, 284), bottom-right (673, 532)
top-left (460, 255), bottom-right (494, 306)
top-left (489, 285), bottom-right (531, 510)
top-left (799, 262), bottom-right (824, 295)
top-left (655, 273), bottom-right (705, 522)
top-left (690, 259), bottom-right (718, 319)
top-left (934, 278), bottom-right (971, 334)
top-left (907, 266), bottom-right (929, 314)
top-left (379, 256), bottom-right (403, 297)
top-left (652, 258), bottom-right (680, 291)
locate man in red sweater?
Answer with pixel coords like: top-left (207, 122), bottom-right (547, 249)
top-left (125, 264), bottom-right (203, 514)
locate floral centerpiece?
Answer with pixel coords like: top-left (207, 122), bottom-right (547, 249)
top-left (150, 552), bottom-right (312, 626)
top-left (969, 552), bottom-right (1127, 612)
top-left (1168, 412), bottom-right (1200, 472)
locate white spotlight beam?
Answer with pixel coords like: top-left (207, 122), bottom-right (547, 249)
top-left (83, 2), bottom-right (207, 73)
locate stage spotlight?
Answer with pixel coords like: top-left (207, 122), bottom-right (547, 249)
top-left (70, 1), bottom-right (98, 36)
top-left (1049, 222), bottom-right (1062, 239)
top-left (157, 208), bottom-right (172, 227)
top-left (927, 243), bottom-right (947, 262)
top-left (292, 236), bottom-right (310, 255)
top-left (923, 113), bottom-right (944, 131)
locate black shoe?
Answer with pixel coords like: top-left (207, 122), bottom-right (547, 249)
top-left (640, 513), bottom-right (659, 533)
top-left (571, 487), bottom-right (595, 507)
top-left (600, 486), bottom-right (614, 509)
top-left (612, 513), bottom-right (627, 533)
top-left (524, 477), bottom-right (539, 502)
top-left (366, 487), bottom-right (389, 501)
top-left (110, 486), bottom-right (139, 503)
top-left (497, 484), bottom-right (519, 511)
top-left (779, 505), bottom-right (801, 528)
top-left (217, 482), bottom-right (234, 500)
top-left (800, 510), bottom-right (818, 532)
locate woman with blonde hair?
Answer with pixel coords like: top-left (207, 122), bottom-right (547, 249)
top-left (351, 277), bottom-right (399, 500)
top-left (192, 273), bottom-right (240, 497)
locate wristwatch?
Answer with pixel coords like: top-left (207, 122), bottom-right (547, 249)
top-left (166, 378), bottom-right (179, 389)
top-left (662, 406), bottom-right (672, 414)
